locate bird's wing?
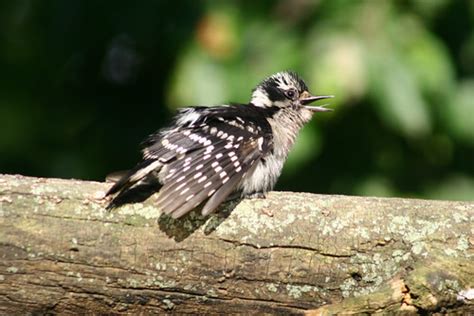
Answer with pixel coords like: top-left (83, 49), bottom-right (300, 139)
top-left (154, 107), bottom-right (273, 218)
top-left (106, 107), bottom-right (213, 196)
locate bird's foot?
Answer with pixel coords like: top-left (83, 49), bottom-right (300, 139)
top-left (247, 192), bottom-right (267, 199)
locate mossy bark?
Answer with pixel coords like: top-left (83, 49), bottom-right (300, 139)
top-left (0, 174), bottom-right (472, 314)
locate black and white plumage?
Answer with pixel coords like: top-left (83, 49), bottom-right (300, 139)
top-left (106, 71), bottom-right (332, 218)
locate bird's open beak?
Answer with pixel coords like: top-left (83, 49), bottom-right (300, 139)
top-left (299, 91), bottom-right (334, 112)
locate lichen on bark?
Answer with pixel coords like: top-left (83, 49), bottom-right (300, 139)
top-left (0, 174), bottom-right (472, 314)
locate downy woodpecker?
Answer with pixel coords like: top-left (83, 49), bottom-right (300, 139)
top-left (106, 71), bottom-right (333, 218)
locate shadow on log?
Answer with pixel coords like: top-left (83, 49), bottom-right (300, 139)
top-left (0, 174), bottom-right (472, 314)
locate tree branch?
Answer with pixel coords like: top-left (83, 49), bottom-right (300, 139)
top-left (0, 174), bottom-right (472, 314)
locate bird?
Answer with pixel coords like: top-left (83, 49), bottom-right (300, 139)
top-left (106, 71), bottom-right (333, 219)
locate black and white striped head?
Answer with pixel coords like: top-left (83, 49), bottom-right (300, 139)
top-left (250, 71), bottom-right (333, 112)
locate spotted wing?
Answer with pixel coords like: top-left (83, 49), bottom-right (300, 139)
top-left (107, 107), bottom-right (215, 197)
top-left (155, 110), bottom-right (272, 218)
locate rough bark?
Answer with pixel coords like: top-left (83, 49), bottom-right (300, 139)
top-left (0, 174), bottom-right (472, 315)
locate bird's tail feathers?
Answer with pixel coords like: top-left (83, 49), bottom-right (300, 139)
top-left (106, 159), bottom-right (162, 196)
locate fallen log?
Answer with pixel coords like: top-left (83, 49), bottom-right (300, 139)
top-left (0, 174), bottom-right (472, 314)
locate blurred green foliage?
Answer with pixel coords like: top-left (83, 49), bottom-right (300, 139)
top-left (1, 0), bottom-right (473, 200)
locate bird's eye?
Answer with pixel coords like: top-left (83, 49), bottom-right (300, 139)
top-left (285, 89), bottom-right (297, 100)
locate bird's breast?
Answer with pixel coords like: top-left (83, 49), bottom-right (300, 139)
top-left (268, 107), bottom-right (312, 158)
top-left (239, 152), bottom-right (284, 196)
top-left (238, 108), bottom-right (312, 196)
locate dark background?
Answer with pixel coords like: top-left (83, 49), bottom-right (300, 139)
top-left (1, 0), bottom-right (473, 200)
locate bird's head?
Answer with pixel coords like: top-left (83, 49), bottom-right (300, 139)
top-left (250, 71), bottom-right (333, 113)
